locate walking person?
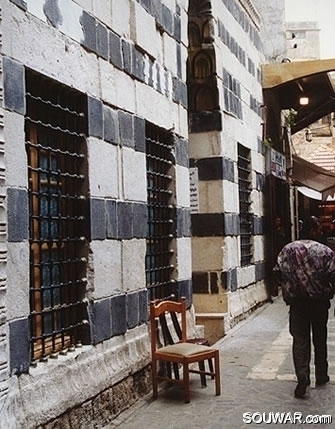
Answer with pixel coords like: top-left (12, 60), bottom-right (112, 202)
top-left (274, 216), bottom-right (335, 398)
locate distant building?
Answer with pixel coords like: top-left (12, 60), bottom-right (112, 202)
top-left (286, 21), bottom-right (321, 60)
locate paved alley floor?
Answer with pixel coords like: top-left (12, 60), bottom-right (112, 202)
top-left (107, 297), bottom-right (335, 429)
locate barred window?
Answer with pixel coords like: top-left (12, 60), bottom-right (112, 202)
top-left (238, 144), bottom-right (252, 266)
top-left (145, 123), bottom-right (176, 301)
top-left (25, 70), bottom-right (90, 363)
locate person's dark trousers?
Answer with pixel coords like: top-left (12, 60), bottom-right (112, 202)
top-left (289, 299), bottom-right (330, 385)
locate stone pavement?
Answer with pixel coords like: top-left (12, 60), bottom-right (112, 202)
top-left (106, 297), bottom-right (335, 429)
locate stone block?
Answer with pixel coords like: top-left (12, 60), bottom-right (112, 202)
top-left (126, 292), bottom-right (139, 329)
top-left (88, 97), bottom-right (103, 139)
top-left (89, 298), bottom-right (112, 344)
top-left (176, 237), bottom-right (192, 280)
top-left (7, 188), bottom-right (29, 242)
top-left (111, 294), bottom-right (127, 336)
top-left (90, 240), bottom-right (122, 298)
top-left (96, 22), bottom-right (109, 60)
top-left (90, 198), bottom-right (106, 240)
top-left (88, 138), bottom-right (119, 199)
top-left (9, 317), bottom-right (30, 374)
top-left (106, 199), bottom-right (117, 239)
top-left (3, 57), bottom-right (25, 114)
top-left (133, 203), bottom-right (147, 239)
top-left (122, 148), bottom-right (147, 202)
top-left (109, 31), bottom-right (123, 70)
top-left (192, 236), bottom-right (224, 271)
top-left (80, 11), bottom-right (97, 53)
top-left (122, 240), bottom-right (146, 292)
top-left (134, 116), bottom-right (145, 153)
top-left (103, 105), bottom-right (120, 145)
top-left (176, 165), bottom-right (190, 208)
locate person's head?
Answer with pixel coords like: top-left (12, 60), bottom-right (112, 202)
top-left (300, 216), bottom-right (322, 240)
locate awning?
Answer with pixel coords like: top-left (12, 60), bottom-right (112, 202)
top-left (262, 59), bottom-right (335, 133)
top-left (292, 155), bottom-right (335, 200)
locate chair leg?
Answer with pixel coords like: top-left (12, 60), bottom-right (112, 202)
top-left (208, 358), bottom-right (214, 378)
top-left (198, 360), bottom-right (207, 387)
top-left (214, 351), bottom-right (221, 396)
top-left (183, 362), bottom-right (190, 403)
top-left (152, 359), bottom-right (158, 399)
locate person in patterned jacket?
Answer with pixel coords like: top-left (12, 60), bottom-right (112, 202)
top-left (274, 216), bottom-right (335, 398)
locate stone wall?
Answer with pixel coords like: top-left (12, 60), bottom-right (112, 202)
top-left (1, 0), bottom-right (191, 427)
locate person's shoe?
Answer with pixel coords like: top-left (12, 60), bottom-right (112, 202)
top-left (294, 381), bottom-right (309, 398)
top-left (315, 375), bottom-right (330, 386)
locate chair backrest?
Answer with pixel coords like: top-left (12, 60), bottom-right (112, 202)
top-left (150, 296), bottom-right (187, 354)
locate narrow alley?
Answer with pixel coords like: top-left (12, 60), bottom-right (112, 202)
top-left (108, 298), bottom-right (335, 429)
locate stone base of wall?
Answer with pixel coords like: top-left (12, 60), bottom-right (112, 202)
top-left (195, 282), bottom-right (269, 344)
top-left (37, 366), bottom-right (152, 429)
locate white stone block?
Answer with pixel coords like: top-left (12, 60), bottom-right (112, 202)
top-left (131, 2), bottom-right (159, 59)
top-left (93, 0), bottom-right (112, 28)
top-left (106, 65), bottom-right (136, 113)
top-left (4, 112), bottom-right (27, 188)
top-left (253, 235), bottom-right (265, 262)
top-left (222, 236), bottom-right (239, 270)
top-left (189, 132), bottom-right (223, 159)
top-left (122, 147), bottom-right (147, 202)
top-left (192, 237), bottom-right (224, 271)
top-left (238, 265), bottom-right (256, 288)
top-left (176, 165), bottom-right (190, 208)
top-left (122, 239), bottom-right (146, 292)
top-left (88, 138), bottom-right (120, 198)
top-left (135, 81), bottom-right (178, 131)
top-left (176, 237), bottom-right (192, 280)
top-left (7, 243), bottom-right (30, 320)
top-left (162, 32), bottom-right (177, 76)
top-left (223, 181), bottom-right (239, 213)
top-left (198, 180), bottom-right (223, 213)
top-left (90, 240), bottom-right (122, 298)
top-left (111, 0), bottom-right (131, 37)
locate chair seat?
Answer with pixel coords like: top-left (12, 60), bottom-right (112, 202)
top-left (157, 342), bottom-right (215, 357)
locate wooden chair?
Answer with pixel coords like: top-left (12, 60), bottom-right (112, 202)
top-left (150, 296), bottom-right (221, 403)
top-left (157, 295), bottom-right (214, 387)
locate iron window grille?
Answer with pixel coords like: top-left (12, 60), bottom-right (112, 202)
top-left (145, 123), bottom-right (177, 301)
top-left (238, 143), bottom-right (252, 266)
top-left (25, 70), bottom-right (90, 363)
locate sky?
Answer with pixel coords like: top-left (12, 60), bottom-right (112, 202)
top-left (285, 0), bottom-right (335, 59)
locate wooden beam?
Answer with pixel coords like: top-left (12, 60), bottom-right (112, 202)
top-left (262, 59), bottom-right (335, 89)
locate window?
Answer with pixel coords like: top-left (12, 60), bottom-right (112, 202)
top-left (238, 144), bottom-right (252, 266)
top-left (145, 123), bottom-right (176, 301)
top-left (25, 70), bottom-right (89, 362)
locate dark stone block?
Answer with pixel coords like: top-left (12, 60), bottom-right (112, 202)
top-left (151, 0), bottom-right (163, 27)
top-left (80, 11), bottom-right (97, 53)
top-left (9, 0), bottom-right (27, 10)
top-left (96, 22), bottom-right (109, 60)
top-left (256, 172), bottom-right (265, 191)
top-left (90, 198), bottom-right (105, 240)
top-left (175, 137), bottom-right (189, 168)
top-left (162, 3), bottom-right (173, 35)
top-left (127, 292), bottom-right (139, 329)
top-left (255, 261), bottom-right (265, 282)
top-left (109, 31), bottom-right (123, 69)
top-left (174, 15), bottom-right (181, 42)
top-left (106, 199), bottom-right (117, 238)
top-left (177, 279), bottom-right (192, 307)
top-left (3, 57), bottom-right (25, 114)
top-left (140, 0), bottom-right (152, 13)
top-left (192, 272), bottom-right (208, 294)
top-left (89, 299), bottom-right (112, 344)
top-left (191, 213), bottom-right (225, 237)
top-left (253, 216), bottom-right (264, 235)
top-left (224, 213), bottom-right (240, 236)
top-left (221, 269), bottom-right (238, 292)
top-left (222, 158), bottom-right (235, 182)
top-left (88, 96), bottom-right (103, 139)
top-left (189, 111), bottom-right (222, 133)
top-left (103, 105), bottom-right (119, 145)
top-left (134, 116), bottom-right (145, 153)
top-left (9, 318), bottom-right (30, 374)
top-left (118, 111), bottom-right (133, 148)
top-left (139, 289), bottom-right (148, 324)
top-left (210, 272), bottom-right (219, 294)
top-left (176, 208), bottom-right (191, 238)
top-left (176, 43), bottom-right (182, 79)
top-left (148, 58), bottom-right (154, 88)
top-left (122, 40), bottom-right (132, 75)
top-left (133, 203), bottom-right (147, 239)
top-left (198, 157), bottom-right (223, 181)
top-left (7, 188), bottom-right (28, 242)
top-left (43, 0), bottom-right (63, 28)
top-left (133, 48), bottom-right (145, 82)
top-left (117, 202), bottom-right (133, 239)
top-left (111, 295), bottom-right (127, 336)
top-left (172, 77), bottom-right (187, 108)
